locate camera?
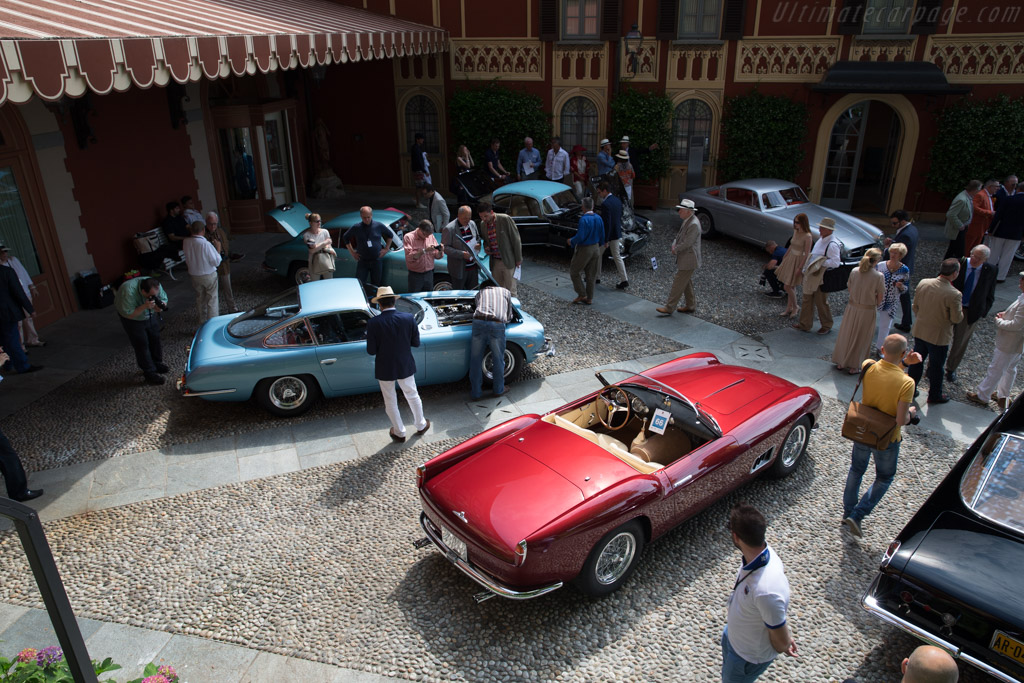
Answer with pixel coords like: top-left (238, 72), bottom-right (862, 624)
top-left (148, 295), bottom-right (168, 312)
top-left (758, 274), bottom-right (767, 287)
top-left (908, 414), bottom-right (921, 426)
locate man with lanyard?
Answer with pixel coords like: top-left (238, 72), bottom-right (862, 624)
top-left (567, 196), bottom-right (604, 305)
top-left (441, 206), bottom-right (480, 290)
top-left (477, 202), bottom-right (523, 296)
top-left (722, 503), bottom-right (796, 683)
top-left (516, 137), bottom-right (541, 181)
top-left (469, 284), bottom-right (513, 400)
top-left (344, 206), bottom-right (396, 289)
top-left (793, 217), bottom-right (842, 335)
top-left (114, 276), bottom-right (169, 385)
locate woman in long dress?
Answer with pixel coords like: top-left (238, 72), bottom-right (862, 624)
top-left (875, 242), bottom-right (910, 351)
top-left (833, 248), bottom-right (885, 373)
top-left (774, 213), bottom-right (813, 317)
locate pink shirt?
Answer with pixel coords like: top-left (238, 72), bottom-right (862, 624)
top-left (403, 230), bottom-right (442, 273)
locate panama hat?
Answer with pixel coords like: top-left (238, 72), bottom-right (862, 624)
top-left (615, 150), bottom-right (630, 161)
top-left (619, 136), bottom-right (630, 143)
top-left (599, 138), bottom-right (610, 147)
top-left (371, 286), bottom-right (397, 303)
top-left (818, 217), bottom-right (836, 230)
top-left (675, 199), bottom-right (696, 210)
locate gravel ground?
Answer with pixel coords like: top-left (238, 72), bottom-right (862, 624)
top-left (0, 272), bottom-right (683, 472)
top-left (0, 396), bottom-right (995, 682)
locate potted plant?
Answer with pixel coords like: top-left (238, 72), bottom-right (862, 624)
top-left (609, 88), bottom-right (672, 209)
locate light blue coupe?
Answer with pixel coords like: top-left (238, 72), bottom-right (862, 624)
top-left (177, 278), bottom-right (551, 416)
top-left (262, 203), bottom-right (489, 291)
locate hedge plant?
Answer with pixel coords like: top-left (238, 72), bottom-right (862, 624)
top-left (448, 83), bottom-right (551, 174)
top-left (927, 94), bottom-right (1024, 197)
top-left (609, 88), bottom-right (673, 182)
top-left (718, 90), bottom-right (808, 183)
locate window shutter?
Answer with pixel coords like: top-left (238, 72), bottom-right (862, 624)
top-left (655, 0), bottom-right (678, 40)
top-left (719, 0), bottom-right (747, 40)
top-left (539, 0), bottom-right (558, 41)
top-left (837, 0), bottom-right (866, 34)
top-left (910, 0), bottom-right (943, 34)
top-left (601, 0), bottom-right (623, 41)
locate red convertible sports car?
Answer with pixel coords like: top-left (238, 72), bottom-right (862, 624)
top-left (415, 353), bottom-right (821, 601)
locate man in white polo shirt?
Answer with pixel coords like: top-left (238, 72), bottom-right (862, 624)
top-left (722, 503), bottom-right (797, 683)
top-left (183, 220), bottom-right (221, 323)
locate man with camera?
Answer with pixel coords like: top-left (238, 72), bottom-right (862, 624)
top-left (842, 334), bottom-right (920, 537)
top-left (761, 240), bottom-right (787, 299)
top-left (403, 219), bottom-right (443, 292)
top-left (114, 276), bottom-right (169, 385)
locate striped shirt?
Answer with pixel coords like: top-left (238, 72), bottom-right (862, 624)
top-left (474, 286), bottom-right (512, 323)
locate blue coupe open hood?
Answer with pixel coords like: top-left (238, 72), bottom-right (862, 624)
top-left (267, 203), bottom-right (313, 237)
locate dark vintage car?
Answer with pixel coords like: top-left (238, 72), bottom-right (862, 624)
top-left (415, 353), bottom-right (821, 602)
top-left (862, 398), bottom-right (1024, 683)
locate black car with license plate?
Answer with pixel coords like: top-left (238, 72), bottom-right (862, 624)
top-left (862, 398), bottom-right (1024, 683)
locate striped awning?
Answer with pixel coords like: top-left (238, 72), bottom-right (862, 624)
top-left (0, 0), bottom-right (447, 106)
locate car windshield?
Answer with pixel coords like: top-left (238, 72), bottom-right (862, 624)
top-left (761, 186), bottom-right (809, 210)
top-left (960, 431), bottom-right (1024, 535)
top-left (543, 189), bottom-right (579, 214)
top-left (227, 288), bottom-right (301, 338)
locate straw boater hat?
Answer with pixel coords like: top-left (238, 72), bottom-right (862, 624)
top-left (600, 138), bottom-right (610, 147)
top-left (676, 199), bottom-right (696, 210)
top-left (371, 286), bottom-right (397, 303)
top-left (615, 150), bottom-right (630, 161)
top-left (619, 136), bottom-right (630, 143)
top-left (818, 217), bottom-right (836, 231)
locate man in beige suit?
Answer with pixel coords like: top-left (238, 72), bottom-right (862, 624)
top-left (656, 199), bottom-right (701, 316)
top-left (908, 258), bottom-right (963, 404)
top-left (968, 271), bottom-right (1024, 411)
top-left (794, 217), bottom-right (842, 334)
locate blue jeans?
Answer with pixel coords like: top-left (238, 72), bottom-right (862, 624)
top-left (355, 258), bottom-right (382, 288)
top-left (721, 627), bottom-right (773, 683)
top-left (843, 439), bottom-right (900, 522)
top-left (469, 319), bottom-right (505, 398)
top-left (0, 319), bottom-right (29, 372)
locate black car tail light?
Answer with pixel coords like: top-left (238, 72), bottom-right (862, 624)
top-left (881, 540), bottom-right (901, 568)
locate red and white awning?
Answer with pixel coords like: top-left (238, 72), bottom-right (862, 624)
top-left (0, 0), bottom-right (447, 106)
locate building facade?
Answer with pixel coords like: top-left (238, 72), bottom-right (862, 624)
top-left (0, 0), bottom-right (1022, 328)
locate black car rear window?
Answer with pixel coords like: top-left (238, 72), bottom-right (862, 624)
top-left (228, 288), bottom-right (301, 338)
top-left (961, 432), bottom-right (1024, 535)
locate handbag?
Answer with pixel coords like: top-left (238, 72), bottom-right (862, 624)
top-left (819, 240), bottom-right (850, 293)
top-left (841, 361), bottom-right (898, 449)
top-left (312, 251), bottom-right (335, 273)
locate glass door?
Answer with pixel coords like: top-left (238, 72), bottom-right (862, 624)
top-left (263, 111), bottom-right (294, 206)
top-left (821, 102), bottom-right (869, 211)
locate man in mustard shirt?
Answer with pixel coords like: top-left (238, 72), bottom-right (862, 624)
top-left (114, 276), bottom-right (169, 385)
top-left (842, 334), bottom-right (920, 537)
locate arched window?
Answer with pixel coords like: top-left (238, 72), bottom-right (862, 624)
top-left (405, 95), bottom-right (439, 154)
top-left (560, 96), bottom-right (598, 156)
top-left (671, 99), bottom-right (712, 163)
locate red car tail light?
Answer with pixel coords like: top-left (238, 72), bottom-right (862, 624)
top-left (514, 540), bottom-right (528, 567)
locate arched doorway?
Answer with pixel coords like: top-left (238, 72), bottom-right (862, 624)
top-left (820, 100), bottom-right (901, 213)
top-left (0, 106), bottom-right (74, 326)
top-left (810, 94), bottom-right (918, 216)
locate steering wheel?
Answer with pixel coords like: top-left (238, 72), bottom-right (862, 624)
top-left (598, 386), bottom-right (632, 431)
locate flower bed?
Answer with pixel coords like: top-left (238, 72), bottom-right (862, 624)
top-left (1, 646), bottom-right (178, 683)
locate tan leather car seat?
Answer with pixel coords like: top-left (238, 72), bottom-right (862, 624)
top-left (631, 426), bottom-right (692, 466)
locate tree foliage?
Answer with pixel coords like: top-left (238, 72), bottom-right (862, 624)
top-left (448, 83), bottom-right (551, 173)
top-left (609, 87), bottom-right (673, 181)
top-left (718, 90), bottom-right (808, 183)
top-left (927, 94), bottom-right (1024, 197)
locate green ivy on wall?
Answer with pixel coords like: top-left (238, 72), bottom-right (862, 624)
top-left (927, 94), bottom-right (1024, 197)
top-left (609, 87), bottom-right (672, 182)
top-left (448, 83), bottom-right (552, 175)
top-left (718, 90), bottom-right (808, 183)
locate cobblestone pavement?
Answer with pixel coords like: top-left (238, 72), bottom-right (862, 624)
top-left (0, 210), bottom-right (1007, 682)
top-left (0, 398), bottom-right (993, 682)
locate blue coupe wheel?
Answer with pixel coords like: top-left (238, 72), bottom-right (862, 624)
top-left (482, 344), bottom-right (525, 384)
top-left (255, 375), bottom-right (320, 417)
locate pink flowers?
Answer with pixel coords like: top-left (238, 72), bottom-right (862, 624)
top-left (141, 676), bottom-right (170, 683)
top-left (141, 664), bottom-right (179, 683)
top-left (15, 648), bottom-right (37, 663)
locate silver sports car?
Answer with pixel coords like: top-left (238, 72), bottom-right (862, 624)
top-left (679, 178), bottom-right (884, 266)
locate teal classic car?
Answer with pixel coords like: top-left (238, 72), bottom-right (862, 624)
top-left (262, 203), bottom-right (489, 290)
top-left (177, 278), bottom-right (551, 416)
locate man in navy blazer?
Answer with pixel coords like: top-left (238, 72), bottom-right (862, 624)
top-left (885, 210), bottom-right (918, 332)
top-left (0, 262), bottom-right (41, 374)
top-left (597, 182), bottom-right (628, 289)
top-left (988, 192), bottom-right (1024, 282)
top-left (366, 286), bottom-right (429, 442)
